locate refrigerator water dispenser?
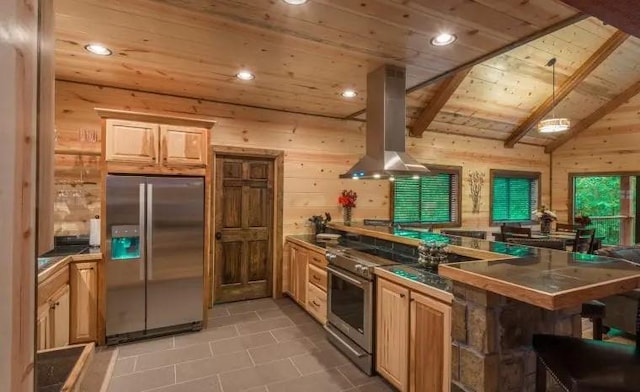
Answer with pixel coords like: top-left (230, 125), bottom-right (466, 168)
top-left (111, 225), bottom-right (141, 260)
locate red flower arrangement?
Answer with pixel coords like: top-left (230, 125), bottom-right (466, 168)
top-left (338, 189), bottom-right (358, 208)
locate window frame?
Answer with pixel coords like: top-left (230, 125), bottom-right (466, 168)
top-left (389, 164), bottom-right (462, 228)
top-left (489, 169), bottom-right (541, 226)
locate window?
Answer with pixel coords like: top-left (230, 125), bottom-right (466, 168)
top-left (490, 170), bottom-right (540, 225)
top-left (392, 166), bottom-right (461, 227)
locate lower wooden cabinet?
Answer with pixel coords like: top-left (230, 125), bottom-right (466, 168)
top-left (284, 240), bottom-right (328, 325)
top-left (410, 291), bottom-right (452, 392)
top-left (37, 303), bottom-right (52, 351)
top-left (376, 277), bottom-right (452, 392)
top-left (37, 284), bottom-right (70, 350)
top-left (376, 278), bottom-right (410, 391)
top-left (70, 262), bottom-right (98, 344)
top-left (37, 259), bottom-right (100, 351)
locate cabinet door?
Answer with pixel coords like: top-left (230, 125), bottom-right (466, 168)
top-left (376, 278), bottom-right (410, 392)
top-left (410, 292), bottom-right (452, 392)
top-left (36, 304), bottom-right (52, 351)
top-left (51, 285), bottom-right (70, 348)
top-left (294, 248), bottom-right (308, 306)
top-left (105, 119), bottom-right (159, 164)
top-left (70, 262), bottom-right (98, 344)
top-left (160, 125), bottom-right (207, 167)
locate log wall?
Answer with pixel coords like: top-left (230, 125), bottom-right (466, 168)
top-left (55, 81), bottom-right (550, 236)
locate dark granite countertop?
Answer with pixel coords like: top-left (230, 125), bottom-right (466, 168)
top-left (326, 223), bottom-right (640, 310)
top-left (37, 344), bottom-right (93, 392)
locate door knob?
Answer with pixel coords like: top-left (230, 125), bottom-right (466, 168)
top-left (215, 232), bottom-right (222, 240)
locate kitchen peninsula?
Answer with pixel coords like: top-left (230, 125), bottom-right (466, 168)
top-left (316, 223), bottom-right (640, 391)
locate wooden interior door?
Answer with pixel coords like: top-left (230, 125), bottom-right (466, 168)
top-left (214, 156), bottom-right (274, 303)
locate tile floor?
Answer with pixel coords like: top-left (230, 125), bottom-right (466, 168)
top-left (106, 297), bottom-right (394, 392)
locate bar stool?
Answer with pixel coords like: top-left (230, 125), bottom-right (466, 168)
top-left (533, 302), bottom-right (640, 391)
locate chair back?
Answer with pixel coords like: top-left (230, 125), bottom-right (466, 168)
top-left (507, 238), bottom-right (566, 250)
top-left (501, 222), bottom-right (522, 228)
top-left (440, 230), bottom-right (487, 240)
top-left (573, 228), bottom-right (596, 254)
top-left (501, 225), bottom-right (532, 240)
top-left (556, 223), bottom-right (579, 232)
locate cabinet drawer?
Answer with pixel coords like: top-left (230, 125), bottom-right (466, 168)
top-left (308, 251), bottom-right (328, 268)
top-left (308, 264), bottom-right (327, 292)
top-left (306, 283), bottom-right (327, 324)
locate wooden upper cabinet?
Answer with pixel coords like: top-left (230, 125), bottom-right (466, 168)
top-left (376, 278), bottom-right (410, 392)
top-left (160, 125), bottom-right (208, 167)
top-left (105, 119), bottom-right (159, 164)
top-left (70, 262), bottom-right (98, 344)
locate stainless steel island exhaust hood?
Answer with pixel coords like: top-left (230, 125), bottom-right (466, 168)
top-left (340, 64), bottom-right (429, 180)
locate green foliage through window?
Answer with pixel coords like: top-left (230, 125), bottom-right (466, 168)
top-left (574, 176), bottom-right (622, 245)
top-left (491, 176), bottom-right (536, 223)
top-left (393, 173), bottom-right (457, 224)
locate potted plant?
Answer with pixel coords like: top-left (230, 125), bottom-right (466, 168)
top-left (338, 190), bottom-right (357, 225)
top-left (533, 205), bottom-right (557, 234)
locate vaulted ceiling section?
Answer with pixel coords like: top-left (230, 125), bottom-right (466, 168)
top-left (54, 0), bottom-right (640, 149)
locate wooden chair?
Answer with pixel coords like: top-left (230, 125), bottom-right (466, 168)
top-left (501, 225), bottom-right (532, 241)
top-left (574, 228), bottom-right (596, 254)
top-left (506, 238), bottom-right (565, 250)
top-left (556, 223), bottom-right (579, 232)
top-left (502, 222), bottom-right (523, 228)
top-left (440, 229), bottom-right (487, 240)
top-left (533, 302), bottom-right (640, 391)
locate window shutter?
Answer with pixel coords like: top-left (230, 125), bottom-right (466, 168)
top-left (420, 174), bottom-right (452, 223)
top-left (492, 176), bottom-right (535, 222)
top-left (393, 177), bottom-right (420, 223)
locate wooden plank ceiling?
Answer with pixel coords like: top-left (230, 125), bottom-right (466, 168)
top-left (54, 0), bottom-right (640, 148)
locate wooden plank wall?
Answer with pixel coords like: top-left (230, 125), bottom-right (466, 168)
top-left (0, 0), bottom-right (39, 389)
top-left (551, 94), bottom-right (640, 222)
top-left (55, 81), bottom-right (550, 235)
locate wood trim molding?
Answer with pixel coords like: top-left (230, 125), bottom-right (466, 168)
top-left (95, 108), bottom-right (216, 129)
top-left (409, 68), bottom-right (471, 138)
top-left (345, 13), bottom-right (587, 120)
top-left (504, 30), bottom-right (629, 147)
top-left (545, 80), bottom-right (640, 153)
top-left (212, 145), bottom-right (283, 158)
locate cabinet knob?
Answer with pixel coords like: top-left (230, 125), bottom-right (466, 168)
top-left (399, 293), bottom-right (405, 298)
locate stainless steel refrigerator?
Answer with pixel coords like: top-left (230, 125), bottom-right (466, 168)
top-left (105, 175), bottom-right (204, 345)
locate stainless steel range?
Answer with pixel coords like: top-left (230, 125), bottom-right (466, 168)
top-left (324, 244), bottom-right (396, 375)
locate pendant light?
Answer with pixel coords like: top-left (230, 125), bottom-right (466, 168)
top-left (538, 58), bottom-right (570, 133)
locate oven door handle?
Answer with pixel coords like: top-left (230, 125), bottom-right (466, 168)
top-left (327, 266), bottom-right (365, 287)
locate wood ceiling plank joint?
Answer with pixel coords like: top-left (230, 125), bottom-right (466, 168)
top-left (504, 29), bottom-right (630, 148)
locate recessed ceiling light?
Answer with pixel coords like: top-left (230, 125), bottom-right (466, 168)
top-left (282, 0), bottom-right (308, 4)
top-left (236, 70), bottom-right (255, 81)
top-left (430, 33), bottom-right (456, 46)
top-left (84, 43), bottom-right (112, 56)
top-left (341, 89), bottom-right (358, 98)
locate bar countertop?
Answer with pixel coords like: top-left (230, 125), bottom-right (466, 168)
top-left (328, 223), bottom-right (640, 310)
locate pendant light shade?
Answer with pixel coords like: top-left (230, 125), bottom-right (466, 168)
top-left (538, 58), bottom-right (570, 133)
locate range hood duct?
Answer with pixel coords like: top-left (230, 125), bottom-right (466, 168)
top-left (340, 64), bottom-right (429, 180)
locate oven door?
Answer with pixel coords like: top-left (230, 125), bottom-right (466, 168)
top-left (327, 265), bottom-right (373, 352)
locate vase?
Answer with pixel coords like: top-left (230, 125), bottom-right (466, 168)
top-left (540, 219), bottom-right (552, 234)
top-left (343, 206), bottom-right (352, 226)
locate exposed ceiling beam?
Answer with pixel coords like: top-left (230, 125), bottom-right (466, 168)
top-left (544, 80), bottom-right (640, 153)
top-left (559, 0), bottom-right (640, 38)
top-left (409, 68), bottom-right (471, 137)
top-left (344, 13), bottom-right (587, 120)
top-left (504, 30), bottom-right (629, 148)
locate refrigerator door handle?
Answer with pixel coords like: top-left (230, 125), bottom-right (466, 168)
top-left (147, 183), bottom-right (153, 280)
top-left (139, 183), bottom-right (146, 281)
